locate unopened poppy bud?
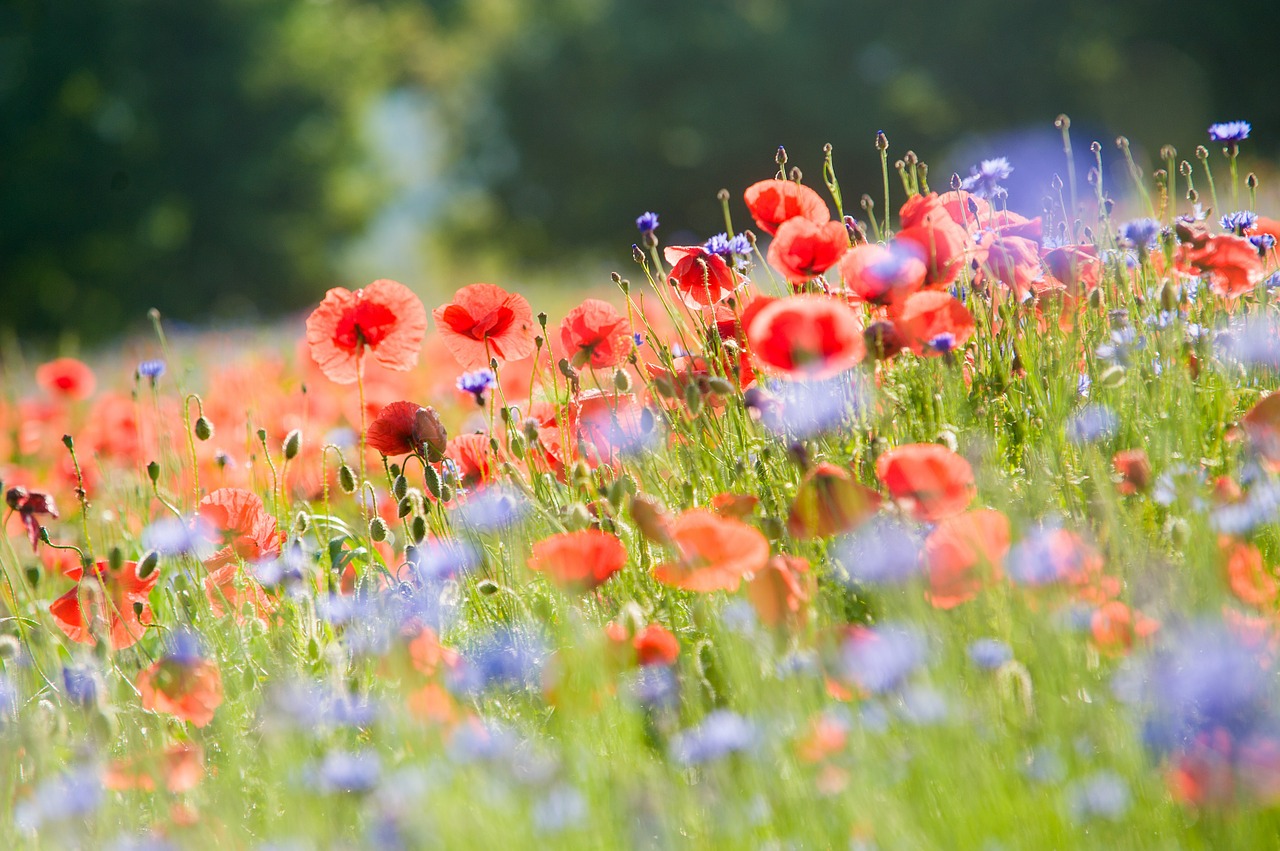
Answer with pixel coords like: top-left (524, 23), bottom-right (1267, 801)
top-left (256, 428), bottom-right (268, 444)
top-left (613, 368), bottom-right (632, 393)
top-left (706, 377), bottom-right (734, 396)
top-left (338, 465), bottom-right (357, 494)
top-left (1160, 145), bottom-right (1176, 161)
top-left (283, 429), bottom-right (302, 461)
top-left (564, 502), bottom-right (591, 531)
top-left (1248, 172), bottom-right (1259, 189)
top-left (1166, 517), bottom-right (1190, 547)
top-left (25, 565), bottom-right (39, 587)
top-left (569, 461), bottom-right (592, 488)
top-left (61, 434), bottom-right (74, 451)
top-left (147, 461), bottom-right (160, 484)
top-left (423, 464), bottom-right (442, 500)
top-left (477, 579), bottom-right (500, 596)
top-left (137, 550), bottom-right (159, 579)
top-left (0, 634), bottom-right (21, 659)
top-left (1160, 281), bottom-right (1179, 311)
top-left (1055, 114), bottom-right (1070, 130)
top-left (393, 475), bottom-right (409, 501)
top-left (369, 517), bottom-right (388, 542)
top-left (295, 512), bottom-right (310, 534)
top-left (1187, 188), bottom-right (1199, 204)
top-left (194, 417), bottom-right (213, 441)
top-left (1088, 287), bottom-right (1104, 309)
top-left (439, 484), bottom-right (454, 502)
top-left (860, 194), bottom-right (875, 212)
top-left (776, 145), bottom-right (787, 167)
top-left (558, 358), bottom-right (578, 380)
top-left (508, 433), bottom-right (526, 459)
top-left (522, 419), bottom-right (540, 444)
top-left (632, 244), bottom-right (645, 263)
top-left (411, 516), bottom-right (427, 544)
top-left (108, 547), bottom-right (124, 572)
top-left (1099, 365), bottom-right (1126, 388)
top-left (132, 601), bottom-right (144, 618)
top-left (397, 496), bottom-right (413, 519)
top-left (683, 382), bottom-right (703, 415)
top-left (1178, 160), bottom-right (1192, 177)
top-left (789, 166), bottom-right (802, 183)
top-left (38, 526), bottom-right (51, 545)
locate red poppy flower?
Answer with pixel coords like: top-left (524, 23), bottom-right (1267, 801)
top-left (747, 554), bottom-right (814, 628)
top-left (1184, 235), bottom-right (1266, 298)
top-left (894, 290), bottom-right (975, 356)
top-left (653, 509), bottom-right (770, 592)
top-left (838, 241), bottom-right (926, 306)
top-left (710, 492), bottom-right (759, 519)
top-left (6, 486), bottom-right (58, 551)
top-left (306, 279), bottom-right (428, 384)
top-left (1243, 391), bottom-right (1280, 466)
top-left (1113, 449), bottom-right (1152, 495)
top-left (434, 283), bottom-right (536, 371)
top-left (895, 193), bottom-right (973, 287)
top-left (630, 494), bottom-right (676, 545)
top-left (1043, 243), bottom-right (1102, 295)
top-left (743, 179), bottom-right (830, 235)
top-left (633, 623), bottom-right (680, 667)
top-left (447, 433), bottom-right (500, 489)
top-left (560, 299), bottom-right (632, 369)
top-left (36, 357), bottom-right (96, 400)
top-left (408, 626), bottom-right (459, 677)
top-left (49, 559), bottom-right (158, 650)
top-left (766, 218), bottom-right (848, 283)
top-left (137, 656), bottom-right (224, 727)
top-left (875, 443), bottom-right (976, 522)
top-left (923, 509), bottom-right (1009, 609)
top-left (747, 294), bottom-right (865, 379)
top-left (205, 563), bottom-right (277, 622)
top-left (787, 463), bottom-right (880, 539)
top-left (1090, 600), bottom-right (1159, 656)
top-left (665, 246), bottom-right (739, 308)
top-left (104, 742), bottom-right (205, 794)
top-left (197, 488), bottom-right (283, 567)
top-left (528, 529), bottom-right (626, 591)
top-left (972, 233), bottom-right (1043, 299)
top-left (366, 401), bottom-right (448, 460)
top-left (1223, 538), bottom-right (1278, 608)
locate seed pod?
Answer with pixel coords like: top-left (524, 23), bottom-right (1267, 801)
top-left (369, 517), bottom-right (389, 542)
top-left (194, 417), bottom-right (214, 441)
top-left (508, 433), bottom-right (526, 460)
top-left (477, 579), bottom-right (500, 596)
top-left (108, 547), bottom-right (124, 572)
top-left (439, 484), bottom-right (454, 503)
top-left (613, 369), bottom-right (633, 393)
top-left (683, 382), bottom-right (703, 415)
top-left (338, 465), bottom-right (357, 494)
top-left (295, 512), bottom-right (310, 534)
top-left (283, 429), bottom-right (302, 461)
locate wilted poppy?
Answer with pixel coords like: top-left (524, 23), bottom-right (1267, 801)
top-left (894, 291), bottom-right (975, 357)
top-left (49, 559), bottom-right (158, 650)
top-left (136, 637), bottom-right (224, 727)
top-left (787, 463), bottom-right (880, 539)
top-left (767, 218), bottom-right (849, 283)
top-left (875, 443), bottom-right (976, 522)
top-left (197, 488), bottom-right (283, 568)
top-left (747, 554), bottom-right (814, 628)
top-left (747, 295), bottom-right (865, 379)
top-left (743, 179), bottom-right (829, 235)
top-left (665, 246), bottom-right (739, 308)
top-left (306, 279), bottom-right (428, 384)
top-left (6, 486), bottom-right (58, 551)
top-left (653, 509), bottom-right (770, 593)
top-left (633, 623), bottom-right (680, 667)
top-left (923, 508), bottom-right (1010, 609)
top-left (433, 283), bottom-right (537, 371)
top-left (36, 358), bottom-right (96, 400)
top-left (560, 299), bottom-right (632, 369)
top-left (1223, 539), bottom-right (1278, 608)
top-left (366, 401), bottom-right (448, 460)
top-left (528, 529), bottom-right (627, 591)
top-left (838, 241), bottom-right (926, 306)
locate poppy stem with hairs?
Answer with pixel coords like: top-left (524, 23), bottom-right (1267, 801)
top-left (355, 344), bottom-right (368, 522)
top-left (62, 435), bottom-right (94, 558)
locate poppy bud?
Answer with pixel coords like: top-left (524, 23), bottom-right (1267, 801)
top-left (338, 465), bottom-right (357, 494)
top-left (1247, 172), bottom-right (1259, 189)
top-left (147, 461), bottom-right (160, 484)
top-left (132, 601), bottom-right (144, 618)
top-left (683, 382), bottom-right (703, 415)
top-left (776, 145), bottom-right (787, 167)
top-left (423, 464), bottom-right (442, 500)
top-left (0, 635), bottom-right (21, 659)
top-left (137, 550), bottom-right (159, 579)
top-left (283, 429), bottom-right (302, 461)
top-left (1165, 517), bottom-right (1190, 547)
top-left (477, 579), bottom-right (500, 596)
top-left (256, 428), bottom-right (268, 444)
top-left (369, 517), bottom-right (388, 542)
top-left (1160, 281), bottom-right (1179, 311)
top-left (875, 131), bottom-right (888, 152)
top-left (706, 377), bottom-right (734, 397)
top-left (393, 475), bottom-right (409, 501)
top-left (613, 369), bottom-right (632, 393)
top-left (522, 419), bottom-right (540, 444)
top-left (295, 512), bottom-right (310, 534)
top-left (25, 565), bottom-right (39, 587)
top-left (108, 547), bottom-right (124, 572)
top-left (397, 496), bottom-right (413, 519)
top-left (1088, 287), bottom-right (1104, 309)
top-left (632, 244), bottom-right (645, 264)
top-left (411, 515), bottom-right (427, 544)
top-left (630, 494), bottom-right (674, 545)
top-left (558, 358), bottom-right (578, 381)
top-left (439, 484), bottom-right (454, 503)
top-left (61, 434), bottom-right (74, 451)
top-left (1099, 365), bottom-right (1126, 388)
top-left (194, 417), bottom-right (213, 441)
top-left (564, 502), bottom-right (591, 531)
top-left (508, 433), bottom-right (526, 460)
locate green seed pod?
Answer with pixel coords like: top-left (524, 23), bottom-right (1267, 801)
top-left (393, 474), bottom-right (409, 501)
top-left (508, 433), bottom-right (526, 460)
top-left (477, 579), bottom-right (500, 596)
top-left (194, 416), bottom-right (214, 441)
top-left (137, 550), bottom-right (160, 579)
top-left (25, 565), bottom-right (40, 588)
top-left (613, 368), bottom-right (633, 393)
top-left (283, 429), bottom-right (302, 461)
top-left (108, 547), bottom-right (124, 572)
top-left (294, 512), bottom-right (310, 534)
top-left (369, 517), bottom-right (389, 542)
top-left (338, 465), bottom-right (357, 494)
top-left (132, 601), bottom-right (144, 618)
top-left (0, 634), bottom-right (21, 659)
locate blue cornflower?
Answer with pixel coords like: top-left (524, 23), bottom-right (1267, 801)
top-left (61, 666), bottom-right (100, 707)
top-left (841, 624), bottom-right (928, 694)
top-left (834, 516), bottom-right (923, 586)
top-left (137, 359), bottom-right (166, 381)
top-left (670, 710), bottom-right (757, 766)
top-left (0, 674), bottom-right (16, 717)
top-left (1252, 235), bottom-right (1277, 254)
top-left (1119, 218), bottom-right (1160, 250)
top-left (636, 211), bottom-right (660, 235)
top-left (163, 628), bottom-right (205, 666)
top-left (928, 332), bottom-right (957, 355)
top-left (14, 767), bottom-right (102, 832)
top-left (968, 638), bottom-right (1013, 670)
top-left (626, 665), bottom-right (679, 709)
top-left (1221, 210), bottom-right (1258, 235)
top-left (449, 486), bottom-right (527, 533)
top-left (1066, 404), bottom-right (1117, 444)
top-left (313, 750), bottom-right (381, 794)
top-left (532, 785), bottom-right (589, 834)
top-left (448, 627), bottom-right (546, 696)
top-left (1067, 771), bottom-right (1131, 821)
top-left (632, 331), bottom-right (645, 347)
top-left (1208, 121), bottom-right (1251, 144)
top-left (960, 157), bottom-right (1013, 198)
top-left (456, 369), bottom-right (496, 404)
top-left (141, 515), bottom-right (215, 558)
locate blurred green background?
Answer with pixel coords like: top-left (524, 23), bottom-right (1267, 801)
top-left (2, 0), bottom-right (1273, 341)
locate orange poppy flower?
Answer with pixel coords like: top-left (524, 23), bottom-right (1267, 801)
top-left (923, 508), bottom-right (1010, 609)
top-left (49, 559), bottom-right (158, 650)
top-left (875, 443), bottom-right (976, 522)
top-left (747, 295), bottom-right (865, 379)
top-left (137, 655), bottom-right (224, 728)
top-left (434, 283), bottom-right (537, 371)
top-left (560, 299), bottom-right (632, 369)
top-left (747, 554), bottom-right (814, 628)
top-left (838, 241), bottom-right (926, 306)
top-left (104, 742), bottom-right (205, 793)
top-left (1112, 449), bottom-right (1152, 495)
top-left (766, 218), bottom-right (849, 283)
top-left (1090, 600), bottom-right (1159, 656)
top-left (408, 626), bottom-right (459, 677)
top-left (787, 463), bottom-right (880, 539)
top-left (366, 401), bottom-right (448, 460)
top-left (710, 492), bottom-right (760, 519)
top-left (894, 291), bottom-right (975, 357)
top-left (197, 488), bottom-right (283, 567)
top-left (36, 357), bottom-right (96, 400)
top-left (665, 245), bottom-right (739, 308)
top-left (653, 509), bottom-right (770, 592)
top-left (1222, 538), bottom-right (1278, 608)
top-left (306, 279), bottom-right (428, 384)
top-left (743, 179), bottom-right (829, 235)
top-left (633, 623), bottom-right (680, 667)
top-left (528, 529), bottom-right (627, 591)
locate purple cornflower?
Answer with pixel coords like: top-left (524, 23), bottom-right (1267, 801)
top-left (1221, 210), bottom-right (1258, 235)
top-left (1251, 234), bottom-right (1276, 253)
top-left (448, 627), bottom-right (546, 696)
top-left (670, 710), bottom-right (757, 766)
top-left (449, 486), bottom-right (527, 533)
top-left (456, 369), bottom-right (496, 404)
top-left (834, 516), bottom-right (923, 585)
top-left (960, 157), bottom-right (1013, 198)
top-left (1119, 218), bottom-right (1160, 250)
top-left (163, 628), bottom-right (205, 666)
top-left (841, 624), bottom-right (928, 694)
top-left (1208, 121), bottom-right (1251, 145)
top-left (968, 638), bottom-right (1013, 670)
top-left (636, 212), bottom-right (660, 235)
top-left (60, 666), bottom-right (100, 707)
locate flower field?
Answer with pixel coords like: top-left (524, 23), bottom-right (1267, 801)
top-left (7, 121), bottom-right (1280, 848)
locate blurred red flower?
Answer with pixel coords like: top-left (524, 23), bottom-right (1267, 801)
top-left (137, 656), bottom-right (224, 727)
top-left (434, 282), bottom-right (537, 370)
top-left (1184, 235), bottom-right (1266, 298)
top-left (743, 179), bottom-right (829, 235)
top-left (36, 357), bottom-right (96, 400)
top-left (560, 299), bottom-right (632, 369)
top-left (653, 509), bottom-right (769, 592)
top-left (875, 443), bottom-right (976, 522)
top-left (747, 294), bottom-right (865, 379)
top-left (306, 279), bottom-right (428, 384)
top-left (447, 433), bottom-right (500, 489)
top-left (1222, 538), bottom-right (1278, 608)
top-left (104, 743), bottom-right (205, 794)
top-left (197, 488), bottom-right (283, 568)
top-left (923, 508), bottom-right (1010, 609)
top-left (838, 241), bottom-right (926, 306)
top-left (633, 623), bottom-right (680, 667)
top-left (787, 463), bottom-right (880, 539)
top-left (767, 218), bottom-right (849, 283)
top-left (49, 559), bottom-right (158, 650)
top-left (528, 529), bottom-right (626, 591)
top-left (894, 290), bottom-right (975, 356)
top-left (747, 554), bottom-right (814, 628)
top-left (1112, 449), bottom-right (1152, 495)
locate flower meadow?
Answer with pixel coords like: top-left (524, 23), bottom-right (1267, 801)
top-left (9, 119), bottom-right (1280, 849)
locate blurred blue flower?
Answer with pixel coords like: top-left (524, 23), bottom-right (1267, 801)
top-left (163, 628), bottom-right (205, 666)
top-left (834, 516), bottom-right (923, 585)
top-left (756, 372), bottom-right (869, 439)
top-left (447, 719), bottom-right (521, 764)
top-left (266, 680), bottom-right (378, 732)
top-left (626, 665), bottom-right (679, 710)
top-left (1221, 210), bottom-right (1258, 235)
top-left (448, 627), bottom-right (547, 696)
top-left (60, 665), bottom-right (100, 707)
top-left (968, 639), bottom-right (1013, 670)
top-left (1067, 771), bottom-right (1131, 821)
top-left (14, 767), bottom-right (102, 832)
top-left (313, 750), bottom-right (381, 794)
top-left (841, 624), bottom-right (928, 694)
top-left (896, 684), bottom-right (949, 725)
top-left (533, 785), bottom-right (588, 834)
top-left (1216, 316), bottom-right (1280, 369)
top-left (670, 710), bottom-right (757, 766)
top-left (141, 515), bottom-right (215, 559)
top-left (450, 487), bottom-right (528, 533)
top-left (136, 359), bottom-right (166, 380)
top-left (1066, 404), bottom-right (1117, 444)
top-left (0, 674), bottom-right (16, 717)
